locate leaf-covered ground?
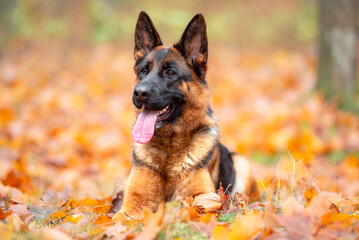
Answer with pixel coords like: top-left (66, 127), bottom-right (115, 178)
top-left (0, 45), bottom-right (358, 239)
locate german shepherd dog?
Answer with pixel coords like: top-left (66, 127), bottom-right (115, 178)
top-left (119, 11), bottom-right (257, 219)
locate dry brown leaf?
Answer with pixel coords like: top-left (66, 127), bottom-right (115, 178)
top-left (102, 223), bottom-right (127, 240)
top-left (234, 193), bottom-right (248, 209)
top-left (314, 212), bottom-right (359, 239)
top-left (191, 219), bottom-right (216, 238)
top-left (263, 200), bottom-right (277, 231)
top-left (336, 198), bottom-right (356, 214)
top-left (265, 212), bottom-right (312, 240)
top-left (280, 196), bottom-right (304, 215)
top-left (306, 194), bottom-right (332, 225)
top-left (8, 204), bottom-right (30, 221)
top-left (193, 193), bottom-right (223, 213)
top-left (134, 205), bottom-right (164, 240)
top-left (0, 208), bottom-right (12, 221)
top-left (1, 169), bottom-right (33, 193)
top-left (6, 214), bottom-right (25, 232)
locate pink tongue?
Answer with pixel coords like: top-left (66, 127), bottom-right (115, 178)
top-left (132, 109), bottom-right (158, 144)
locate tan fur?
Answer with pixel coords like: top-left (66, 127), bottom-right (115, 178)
top-left (231, 154), bottom-right (257, 196)
top-left (120, 166), bottom-right (166, 219)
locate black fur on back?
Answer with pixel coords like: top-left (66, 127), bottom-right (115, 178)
top-left (216, 143), bottom-right (235, 193)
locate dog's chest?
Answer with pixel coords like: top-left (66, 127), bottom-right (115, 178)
top-left (152, 149), bottom-right (199, 176)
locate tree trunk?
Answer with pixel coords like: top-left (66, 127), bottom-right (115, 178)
top-left (0, 0), bottom-right (17, 53)
top-left (317, 0), bottom-right (358, 111)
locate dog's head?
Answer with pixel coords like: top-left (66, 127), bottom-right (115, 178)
top-left (132, 12), bottom-right (211, 144)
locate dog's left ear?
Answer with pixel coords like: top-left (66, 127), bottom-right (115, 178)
top-left (174, 14), bottom-right (208, 80)
top-left (134, 11), bottom-right (163, 60)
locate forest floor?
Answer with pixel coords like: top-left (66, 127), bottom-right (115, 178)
top-left (0, 44), bottom-right (358, 239)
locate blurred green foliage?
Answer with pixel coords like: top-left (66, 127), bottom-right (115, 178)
top-left (0, 0), bottom-right (317, 48)
top-left (217, 212), bottom-right (237, 223)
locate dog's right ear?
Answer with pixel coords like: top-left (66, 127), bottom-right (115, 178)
top-left (134, 11), bottom-right (162, 60)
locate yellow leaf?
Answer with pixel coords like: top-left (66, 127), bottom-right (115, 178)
top-left (48, 209), bottom-right (67, 222)
top-left (65, 214), bottom-right (82, 224)
top-left (212, 225), bottom-right (231, 240)
top-left (0, 108), bottom-right (14, 128)
top-left (61, 195), bottom-right (78, 209)
top-left (304, 187), bottom-right (317, 205)
top-left (95, 215), bottom-right (112, 225)
top-left (229, 212), bottom-right (263, 240)
top-left (89, 227), bottom-right (105, 236)
top-left (200, 212), bottom-right (215, 224)
top-left (321, 212), bottom-right (355, 226)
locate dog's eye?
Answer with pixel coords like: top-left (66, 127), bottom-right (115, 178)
top-left (166, 70), bottom-right (175, 76)
top-left (140, 68), bottom-right (147, 75)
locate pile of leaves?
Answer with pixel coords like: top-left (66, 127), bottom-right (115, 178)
top-left (0, 44), bottom-right (358, 239)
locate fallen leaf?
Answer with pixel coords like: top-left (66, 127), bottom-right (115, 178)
top-left (212, 225), bottom-right (231, 240)
top-left (6, 213), bottom-right (25, 232)
top-left (229, 212), bottom-right (263, 240)
top-left (304, 187), bottom-right (317, 205)
top-left (265, 212), bottom-right (312, 240)
top-left (65, 214), bottom-right (82, 224)
top-left (306, 194), bottom-right (332, 225)
top-left (102, 223), bottom-right (127, 239)
top-left (135, 205), bottom-right (164, 240)
top-left (193, 193), bottom-right (223, 213)
top-left (0, 208), bottom-right (12, 221)
top-left (280, 196), bottom-right (304, 215)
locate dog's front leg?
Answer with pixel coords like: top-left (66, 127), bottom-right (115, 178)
top-left (118, 166), bottom-right (166, 220)
top-left (172, 168), bottom-right (216, 199)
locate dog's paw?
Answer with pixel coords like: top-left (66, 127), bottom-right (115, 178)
top-left (112, 209), bottom-right (143, 223)
top-left (111, 211), bottom-right (128, 222)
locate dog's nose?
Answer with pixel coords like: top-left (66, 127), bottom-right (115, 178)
top-left (134, 84), bottom-right (151, 102)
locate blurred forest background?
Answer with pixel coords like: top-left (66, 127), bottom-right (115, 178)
top-left (0, 0), bottom-right (358, 239)
top-left (0, 0), bottom-right (317, 48)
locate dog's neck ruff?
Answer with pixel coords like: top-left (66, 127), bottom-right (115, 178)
top-left (133, 125), bottom-right (219, 175)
